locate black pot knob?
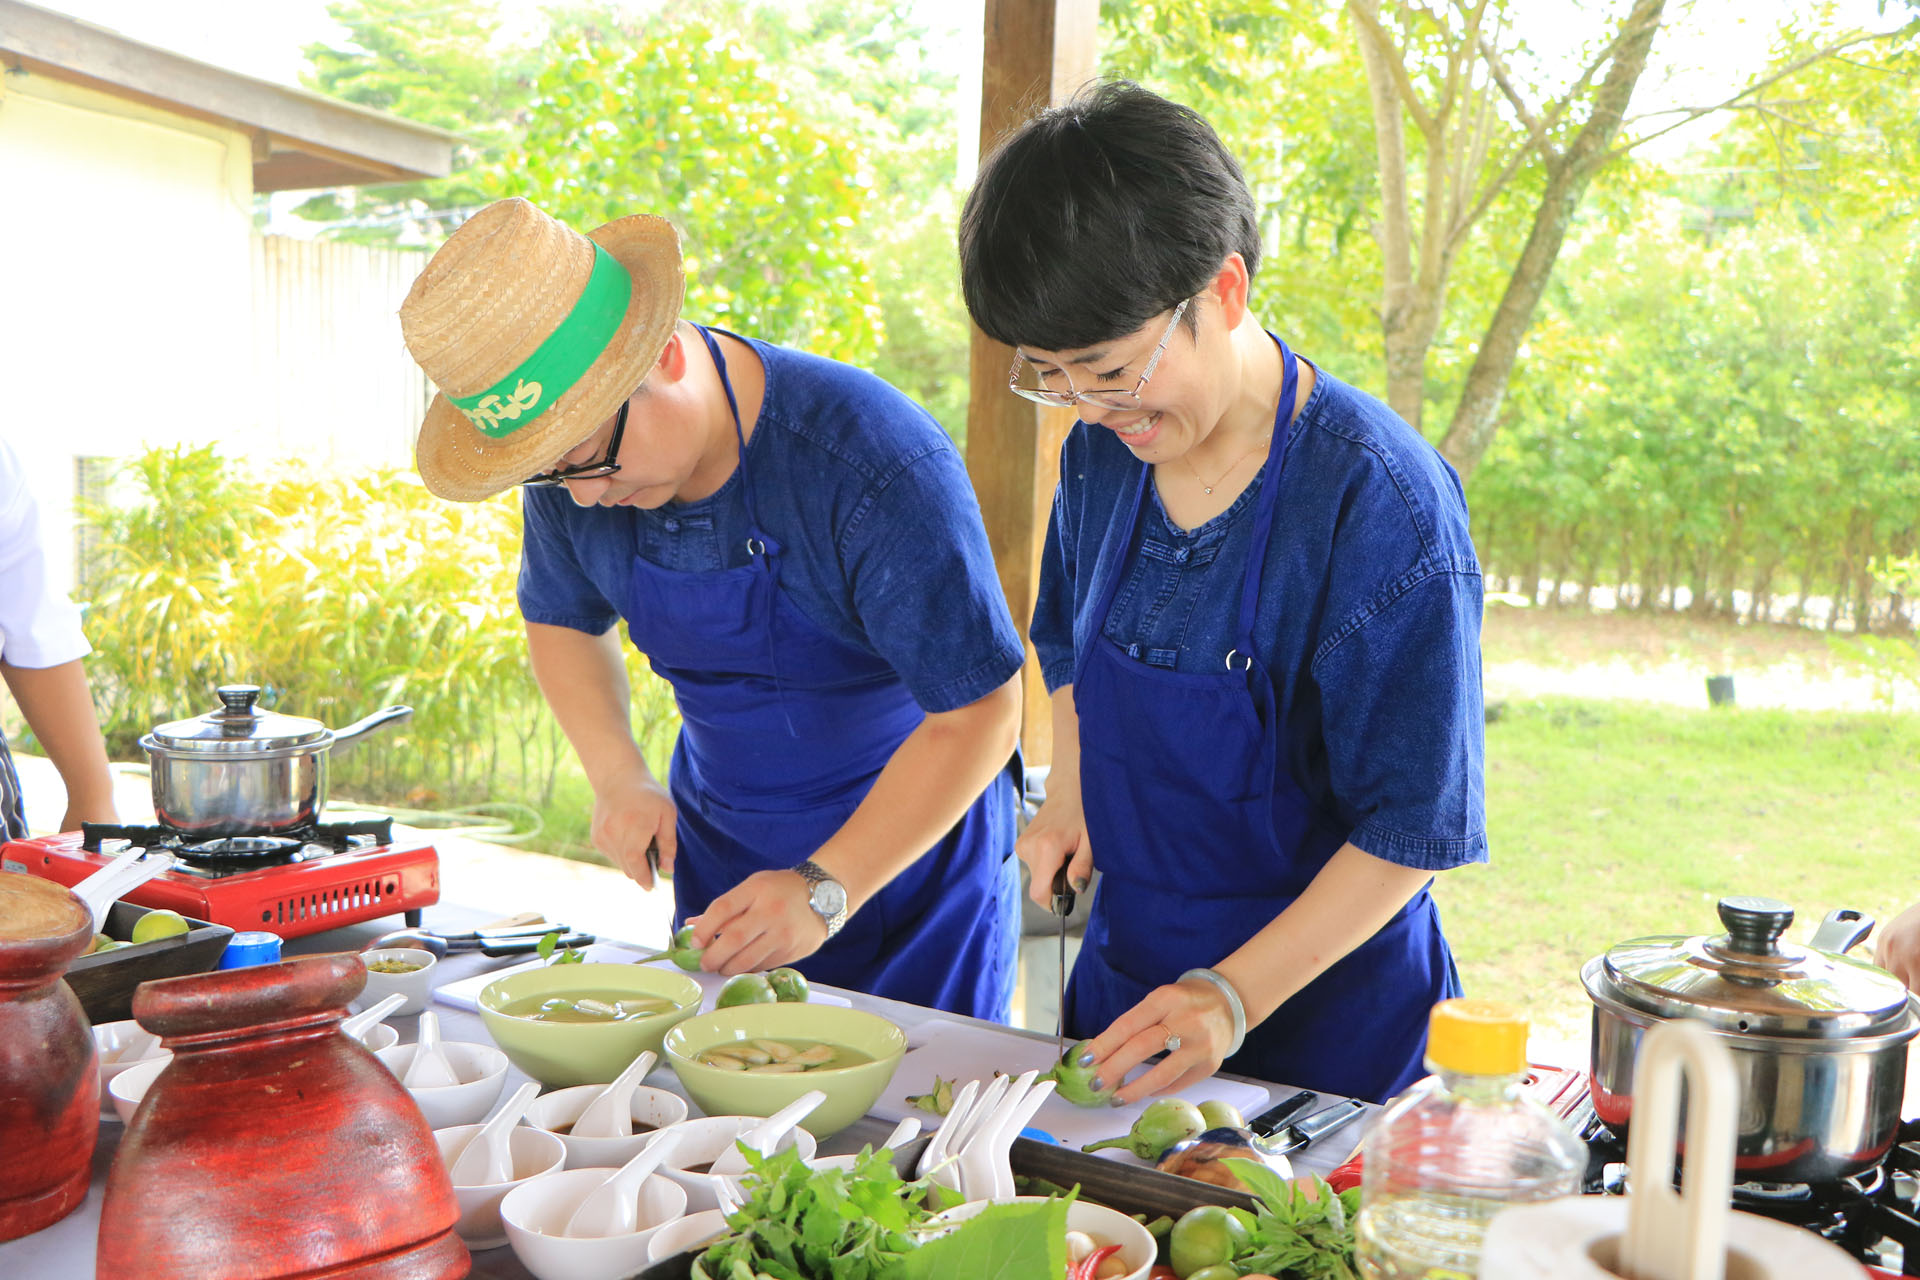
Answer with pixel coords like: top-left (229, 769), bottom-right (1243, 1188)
top-left (1718, 895), bottom-right (1794, 956)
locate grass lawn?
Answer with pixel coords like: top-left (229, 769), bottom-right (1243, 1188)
top-left (1437, 696), bottom-right (1920, 1049)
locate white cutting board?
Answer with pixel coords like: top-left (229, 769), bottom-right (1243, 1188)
top-left (434, 946), bottom-right (850, 1013)
top-left (870, 1019), bottom-right (1268, 1154)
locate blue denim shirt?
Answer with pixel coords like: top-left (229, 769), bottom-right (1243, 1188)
top-left (1031, 355), bottom-right (1489, 871)
top-left (518, 336), bottom-right (1026, 714)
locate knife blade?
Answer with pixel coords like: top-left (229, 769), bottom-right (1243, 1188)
top-left (1050, 863), bottom-right (1076, 1057)
top-left (1246, 1088), bottom-right (1318, 1137)
top-left (479, 931), bottom-right (596, 957)
top-left (1263, 1098), bottom-right (1369, 1156)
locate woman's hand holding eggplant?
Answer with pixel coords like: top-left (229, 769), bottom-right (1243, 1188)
top-left (1015, 784), bottom-right (1094, 908)
top-left (1081, 976), bottom-right (1240, 1105)
top-left (591, 772), bottom-right (678, 889)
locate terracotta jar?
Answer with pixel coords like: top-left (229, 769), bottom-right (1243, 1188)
top-left (0, 874), bottom-right (99, 1241)
top-left (98, 952), bottom-right (469, 1279)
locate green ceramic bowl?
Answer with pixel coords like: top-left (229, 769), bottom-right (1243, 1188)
top-left (664, 1003), bottom-right (907, 1139)
top-left (476, 962), bottom-right (702, 1087)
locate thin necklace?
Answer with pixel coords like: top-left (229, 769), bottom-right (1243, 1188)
top-left (1185, 430), bottom-right (1272, 495)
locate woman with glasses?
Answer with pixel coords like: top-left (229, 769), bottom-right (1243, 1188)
top-left (959, 82), bottom-right (1488, 1103)
top-left (401, 198), bottom-right (1025, 1020)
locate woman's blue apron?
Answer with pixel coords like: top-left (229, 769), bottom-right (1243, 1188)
top-left (620, 327), bottom-right (1017, 1020)
top-left (1063, 340), bottom-right (1459, 1103)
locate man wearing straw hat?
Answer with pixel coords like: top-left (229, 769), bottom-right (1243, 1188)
top-left (401, 197), bottom-right (1024, 1019)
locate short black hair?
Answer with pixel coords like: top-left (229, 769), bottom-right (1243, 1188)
top-left (959, 80), bottom-right (1261, 351)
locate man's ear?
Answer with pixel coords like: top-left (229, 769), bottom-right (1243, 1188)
top-left (1207, 253), bottom-right (1252, 329)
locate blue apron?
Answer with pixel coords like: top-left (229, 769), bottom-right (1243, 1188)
top-left (0, 728), bottom-right (24, 840)
top-left (621, 327), bottom-right (1017, 1020)
top-left (1063, 340), bottom-right (1460, 1104)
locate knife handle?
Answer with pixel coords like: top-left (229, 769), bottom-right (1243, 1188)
top-left (1248, 1088), bottom-right (1318, 1136)
top-left (479, 932), bottom-right (596, 957)
top-left (1050, 862), bottom-right (1076, 917)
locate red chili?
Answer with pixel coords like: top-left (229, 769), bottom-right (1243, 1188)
top-left (1068, 1243), bottom-right (1126, 1280)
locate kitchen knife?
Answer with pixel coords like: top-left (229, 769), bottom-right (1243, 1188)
top-left (1263, 1098), bottom-right (1369, 1156)
top-left (479, 931), bottom-right (596, 957)
top-left (1245, 1088), bottom-right (1318, 1137)
top-left (1050, 863), bottom-right (1075, 1057)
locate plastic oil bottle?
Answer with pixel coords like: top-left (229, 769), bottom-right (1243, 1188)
top-left (1355, 998), bottom-right (1586, 1280)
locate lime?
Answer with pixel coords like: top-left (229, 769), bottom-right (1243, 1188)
top-left (129, 909), bottom-right (190, 945)
top-left (1169, 1204), bottom-right (1250, 1278)
top-left (766, 967), bottom-right (810, 1003)
top-left (715, 973), bottom-right (778, 1008)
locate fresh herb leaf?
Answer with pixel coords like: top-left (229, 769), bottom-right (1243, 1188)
top-left (1221, 1160), bottom-right (1361, 1280)
top-left (897, 1195), bottom-right (1067, 1280)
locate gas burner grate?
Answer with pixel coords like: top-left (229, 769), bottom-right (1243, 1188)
top-left (80, 819), bottom-right (394, 857)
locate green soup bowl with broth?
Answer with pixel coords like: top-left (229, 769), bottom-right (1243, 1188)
top-left (664, 1002), bottom-right (907, 1138)
top-left (477, 962), bottom-right (703, 1086)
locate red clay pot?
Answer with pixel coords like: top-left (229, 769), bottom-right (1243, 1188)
top-left (98, 952), bottom-right (469, 1279)
top-left (0, 874), bottom-right (99, 1242)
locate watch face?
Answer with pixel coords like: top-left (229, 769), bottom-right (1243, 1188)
top-left (810, 879), bottom-right (848, 918)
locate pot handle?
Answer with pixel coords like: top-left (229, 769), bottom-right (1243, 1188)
top-left (329, 705), bottom-right (414, 752)
top-left (1807, 908), bottom-right (1874, 956)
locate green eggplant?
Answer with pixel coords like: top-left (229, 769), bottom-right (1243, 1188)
top-left (1045, 1039), bottom-right (1116, 1107)
top-left (1081, 1097), bottom-right (1206, 1159)
top-left (637, 923), bottom-right (704, 971)
top-left (1198, 1100), bottom-right (1244, 1131)
top-left (766, 966), bottom-right (810, 1002)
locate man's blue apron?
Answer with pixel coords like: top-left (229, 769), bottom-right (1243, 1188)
top-left (1063, 339), bottom-right (1459, 1103)
top-left (620, 327), bottom-right (1017, 1020)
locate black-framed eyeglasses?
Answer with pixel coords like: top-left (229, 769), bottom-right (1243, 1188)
top-left (1008, 297), bottom-right (1191, 411)
top-left (521, 401), bottom-right (627, 487)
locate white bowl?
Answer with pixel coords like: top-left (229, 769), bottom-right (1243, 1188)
top-left (646, 1207), bottom-right (731, 1263)
top-left (500, 1164), bottom-right (689, 1280)
top-left (930, 1197), bottom-right (1155, 1280)
top-left (93, 1020), bottom-right (170, 1120)
top-left (354, 948), bottom-right (438, 1016)
top-left (651, 1115), bottom-right (816, 1213)
top-left (433, 1123), bottom-right (568, 1249)
top-left (525, 1081), bottom-right (690, 1169)
top-left (374, 1040), bottom-right (510, 1129)
top-left (106, 1054), bottom-right (172, 1125)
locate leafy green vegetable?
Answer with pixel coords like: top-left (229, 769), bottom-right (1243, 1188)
top-left (698, 1144), bottom-right (927, 1280)
top-left (535, 929), bottom-right (585, 965)
top-left (1220, 1158), bottom-right (1361, 1280)
top-left (897, 1195), bottom-right (1066, 1280)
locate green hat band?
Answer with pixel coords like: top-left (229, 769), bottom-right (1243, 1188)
top-left (448, 243), bottom-right (632, 439)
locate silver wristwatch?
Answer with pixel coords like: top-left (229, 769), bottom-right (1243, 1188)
top-left (793, 860), bottom-right (849, 938)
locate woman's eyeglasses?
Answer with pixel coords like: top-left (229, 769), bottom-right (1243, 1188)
top-left (1007, 298), bottom-right (1190, 412)
top-left (521, 401), bottom-right (628, 487)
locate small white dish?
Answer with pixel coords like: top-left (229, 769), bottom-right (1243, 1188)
top-left (433, 1122), bottom-right (568, 1249)
top-left (500, 1165), bottom-right (688, 1280)
top-left (355, 948), bottom-right (437, 1016)
top-left (106, 1054), bottom-right (172, 1125)
top-left (646, 1207), bottom-right (731, 1263)
top-left (93, 1020), bottom-right (170, 1120)
top-left (357, 1023), bottom-right (399, 1054)
top-left (525, 1081), bottom-right (690, 1169)
top-left (375, 1040), bottom-right (510, 1129)
top-left (651, 1114), bottom-right (817, 1213)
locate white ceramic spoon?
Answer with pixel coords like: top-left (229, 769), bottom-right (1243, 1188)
top-left (915, 1077), bottom-right (982, 1196)
top-left (401, 1011), bottom-right (462, 1089)
top-left (339, 993), bottom-right (406, 1044)
top-left (879, 1116), bottom-right (922, 1150)
top-left (707, 1089), bottom-right (827, 1177)
top-left (448, 1081), bottom-right (539, 1185)
top-left (562, 1127), bottom-right (686, 1238)
top-left (570, 1050), bottom-right (657, 1138)
top-left (73, 849), bottom-right (177, 934)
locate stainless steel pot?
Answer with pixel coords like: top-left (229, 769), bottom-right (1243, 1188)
top-left (1582, 895), bottom-right (1919, 1184)
top-left (139, 685), bottom-right (412, 837)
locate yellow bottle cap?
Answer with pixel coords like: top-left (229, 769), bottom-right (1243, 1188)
top-left (1426, 998), bottom-right (1529, 1076)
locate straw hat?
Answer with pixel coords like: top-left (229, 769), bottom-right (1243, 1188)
top-left (402, 197), bottom-right (684, 501)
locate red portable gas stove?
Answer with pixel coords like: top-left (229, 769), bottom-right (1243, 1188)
top-left (2, 819), bottom-right (440, 940)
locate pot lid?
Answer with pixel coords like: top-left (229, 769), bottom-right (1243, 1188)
top-left (1584, 896), bottom-right (1919, 1039)
top-left (145, 685), bottom-right (331, 754)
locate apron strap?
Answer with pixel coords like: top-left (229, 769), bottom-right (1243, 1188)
top-left (695, 324), bottom-right (797, 735)
top-left (1232, 339), bottom-right (1299, 658)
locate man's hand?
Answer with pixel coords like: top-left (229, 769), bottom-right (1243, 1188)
top-left (688, 869), bottom-right (829, 975)
top-left (1014, 790), bottom-right (1094, 908)
top-left (591, 774), bottom-right (678, 889)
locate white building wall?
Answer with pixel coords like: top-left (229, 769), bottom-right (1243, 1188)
top-left (0, 68), bottom-right (254, 593)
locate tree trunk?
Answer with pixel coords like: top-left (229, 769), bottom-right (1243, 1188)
top-left (1438, 0), bottom-right (1666, 476)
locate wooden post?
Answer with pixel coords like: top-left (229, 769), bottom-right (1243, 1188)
top-left (967, 0), bottom-right (1098, 769)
